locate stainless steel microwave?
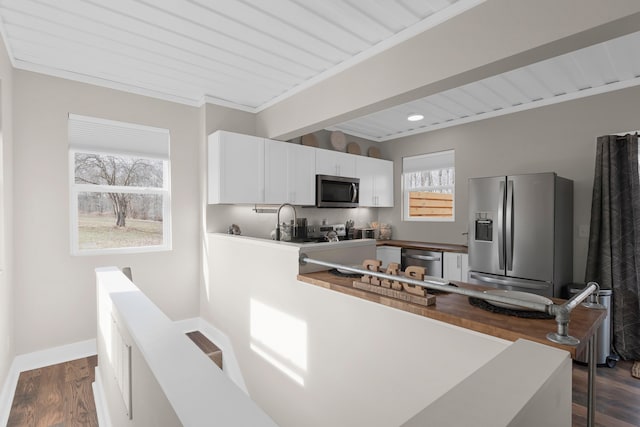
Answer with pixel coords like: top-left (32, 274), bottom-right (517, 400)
top-left (316, 175), bottom-right (359, 208)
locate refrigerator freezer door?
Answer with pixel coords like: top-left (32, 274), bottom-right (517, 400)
top-left (507, 173), bottom-right (555, 282)
top-left (467, 271), bottom-right (553, 297)
top-left (468, 176), bottom-right (505, 276)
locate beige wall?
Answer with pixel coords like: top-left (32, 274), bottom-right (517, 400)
top-left (13, 71), bottom-right (202, 354)
top-left (379, 85), bottom-right (640, 282)
top-left (0, 33), bottom-right (14, 389)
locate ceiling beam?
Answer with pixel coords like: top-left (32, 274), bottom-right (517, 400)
top-left (256, 0), bottom-right (640, 141)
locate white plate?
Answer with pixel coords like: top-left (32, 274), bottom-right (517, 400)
top-left (337, 265), bottom-right (362, 274)
top-left (483, 289), bottom-right (552, 311)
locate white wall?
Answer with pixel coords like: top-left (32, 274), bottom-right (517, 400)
top-left (379, 85), bottom-right (640, 283)
top-left (203, 234), bottom-right (510, 427)
top-left (12, 70), bottom-right (202, 354)
top-left (0, 32), bottom-right (14, 392)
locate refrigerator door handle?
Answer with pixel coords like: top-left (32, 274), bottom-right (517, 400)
top-left (506, 179), bottom-right (514, 271)
top-left (497, 181), bottom-right (505, 269)
top-left (469, 272), bottom-right (548, 290)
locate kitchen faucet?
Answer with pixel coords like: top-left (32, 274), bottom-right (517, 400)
top-left (276, 203), bottom-right (297, 241)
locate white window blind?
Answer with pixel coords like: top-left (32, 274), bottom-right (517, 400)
top-left (402, 150), bottom-right (454, 173)
top-left (68, 114), bottom-right (169, 159)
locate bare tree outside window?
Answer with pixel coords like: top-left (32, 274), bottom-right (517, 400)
top-left (73, 152), bottom-right (167, 250)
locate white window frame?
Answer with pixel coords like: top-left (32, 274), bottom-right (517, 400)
top-left (69, 115), bottom-right (172, 256)
top-left (402, 150), bottom-right (455, 222)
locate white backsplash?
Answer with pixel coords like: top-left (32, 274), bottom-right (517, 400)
top-left (206, 204), bottom-right (379, 239)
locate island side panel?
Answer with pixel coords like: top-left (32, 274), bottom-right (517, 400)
top-left (203, 233), bottom-right (511, 427)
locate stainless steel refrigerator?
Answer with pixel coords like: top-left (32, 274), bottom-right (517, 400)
top-left (467, 172), bottom-right (573, 297)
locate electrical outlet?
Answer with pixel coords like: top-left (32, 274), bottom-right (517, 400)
top-left (579, 225), bottom-right (590, 238)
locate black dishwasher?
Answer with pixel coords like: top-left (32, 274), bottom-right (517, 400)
top-left (400, 248), bottom-right (443, 278)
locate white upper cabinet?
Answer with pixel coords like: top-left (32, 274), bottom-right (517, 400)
top-left (209, 130), bottom-right (391, 208)
top-left (265, 140), bottom-right (315, 205)
top-left (356, 156), bottom-right (394, 207)
top-left (315, 149), bottom-right (356, 177)
top-left (208, 130), bottom-right (265, 204)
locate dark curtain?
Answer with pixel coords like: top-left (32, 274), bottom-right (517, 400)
top-left (585, 134), bottom-right (640, 360)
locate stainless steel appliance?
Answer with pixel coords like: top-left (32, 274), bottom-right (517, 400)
top-left (306, 224), bottom-right (347, 242)
top-left (353, 228), bottom-right (377, 239)
top-left (316, 174), bottom-right (359, 208)
top-left (467, 172), bottom-right (573, 297)
top-left (401, 248), bottom-right (443, 278)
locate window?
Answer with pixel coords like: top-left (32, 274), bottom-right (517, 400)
top-left (69, 114), bottom-right (171, 255)
top-left (402, 150), bottom-right (455, 221)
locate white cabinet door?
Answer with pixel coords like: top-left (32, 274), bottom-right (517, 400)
top-left (443, 252), bottom-right (469, 281)
top-left (356, 156), bottom-right (376, 207)
top-left (208, 130), bottom-right (264, 204)
top-left (460, 253), bottom-right (469, 281)
top-left (288, 144), bottom-right (316, 205)
top-left (265, 140), bottom-right (315, 205)
top-left (356, 156), bottom-right (394, 207)
top-left (377, 246), bottom-right (401, 268)
top-left (316, 149), bottom-right (356, 177)
top-left (264, 139), bottom-right (288, 204)
top-left (375, 159), bottom-right (394, 207)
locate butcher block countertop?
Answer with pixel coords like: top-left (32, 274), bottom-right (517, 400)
top-left (377, 239), bottom-right (467, 253)
top-left (297, 271), bottom-right (605, 358)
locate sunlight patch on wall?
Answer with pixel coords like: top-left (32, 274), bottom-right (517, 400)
top-left (250, 299), bottom-right (307, 386)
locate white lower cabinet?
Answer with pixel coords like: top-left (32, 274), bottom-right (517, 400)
top-left (443, 252), bottom-right (469, 281)
top-left (376, 246), bottom-right (401, 268)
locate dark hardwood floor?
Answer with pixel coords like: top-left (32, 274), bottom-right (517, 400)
top-left (5, 353), bottom-right (639, 426)
top-left (572, 359), bottom-right (640, 427)
top-left (7, 355), bottom-right (98, 427)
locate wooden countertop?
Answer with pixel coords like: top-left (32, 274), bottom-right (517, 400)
top-left (297, 271), bottom-right (605, 358)
top-left (377, 239), bottom-right (468, 253)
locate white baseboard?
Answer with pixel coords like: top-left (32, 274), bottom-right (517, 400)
top-left (173, 317), bottom-right (248, 394)
top-left (0, 339), bottom-right (97, 426)
top-left (0, 358), bottom-right (19, 427)
top-left (92, 367), bottom-right (112, 427)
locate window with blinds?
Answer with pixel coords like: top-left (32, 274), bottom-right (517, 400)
top-left (402, 150), bottom-right (455, 221)
top-left (68, 114), bottom-right (171, 255)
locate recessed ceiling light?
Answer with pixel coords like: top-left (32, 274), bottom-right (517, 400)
top-left (407, 113), bottom-right (424, 122)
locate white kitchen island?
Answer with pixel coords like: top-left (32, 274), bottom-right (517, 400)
top-left (202, 233), bottom-right (572, 427)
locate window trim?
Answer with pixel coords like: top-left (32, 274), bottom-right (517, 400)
top-left (402, 150), bottom-right (455, 222)
top-left (69, 149), bottom-right (172, 256)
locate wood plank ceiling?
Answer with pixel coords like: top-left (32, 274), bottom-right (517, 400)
top-left (0, 0), bottom-right (476, 110)
top-left (330, 30), bottom-right (640, 141)
top-left (1, 1), bottom-right (638, 142)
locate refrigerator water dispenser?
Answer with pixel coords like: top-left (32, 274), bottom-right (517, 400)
top-left (475, 214), bottom-right (493, 242)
